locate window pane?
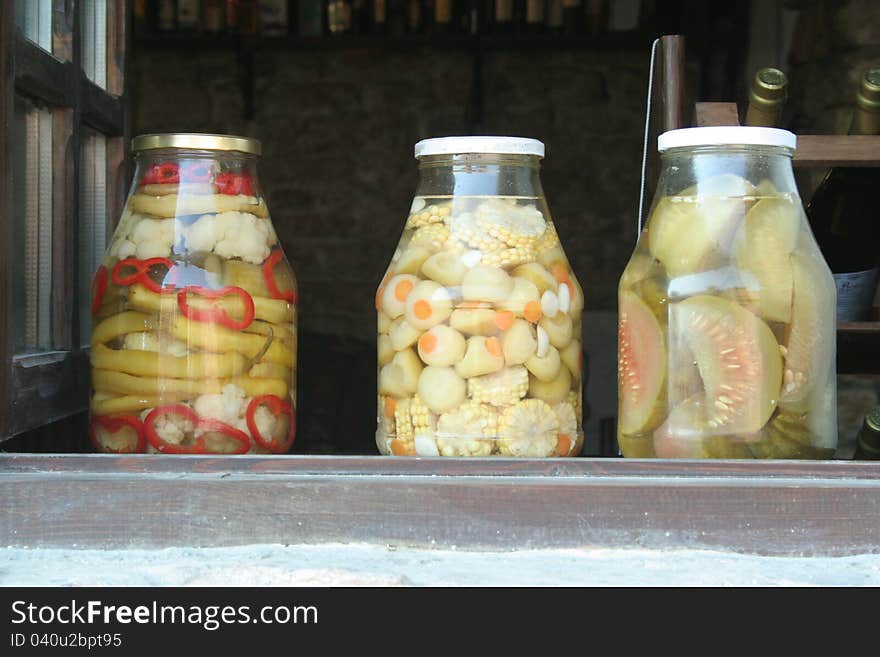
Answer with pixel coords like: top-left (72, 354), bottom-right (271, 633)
top-left (14, 0), bottom-right (53, 52)
top-left (80, 0), bottom-right (108, 89)
top-left (12, 97), bottom-right (54, 355)
top-left (79, 129), bottom-right (108, 346)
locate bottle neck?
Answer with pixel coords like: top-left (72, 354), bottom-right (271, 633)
top-left (849, 107), bottom-right (880, 136)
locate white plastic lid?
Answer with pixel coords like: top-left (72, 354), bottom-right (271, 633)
top-left (658, 126), bottom-right (797, 152)
top-left (414, 136), bottom-right (545, 158)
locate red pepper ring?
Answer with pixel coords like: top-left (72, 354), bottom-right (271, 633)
top-left (144, 405), bottom-right (250, 455)
top-left (141, 162), bottom-right (180, 186)
top-left (89, 415), bottom-right (147, 454)
top-left (177, 285), bottom-right (256, 331)
top-left (262, 249), bottom-right (297, 303)
top-left (246, 394), bottom-right (296, 454)
top-left (111, 257), bottom-right (176, 294)
top-left (90, 265), bottom-right (109, 315)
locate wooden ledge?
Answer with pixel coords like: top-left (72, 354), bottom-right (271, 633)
top-left (2, 455), bottom-right (880, 556)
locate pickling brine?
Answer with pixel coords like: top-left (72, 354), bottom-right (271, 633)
top-left (618, 127), bottom-right (837, 459)
top-left (89, 134), bottom-right (297, 454)
top-left (377, 138), bottom-right (584, 457)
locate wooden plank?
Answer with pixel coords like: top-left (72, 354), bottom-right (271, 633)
top-left (660, 35), bottom-right (685, 132)
top-left (695, 101), bottom-right (740, 127)
top-left (14, 33), bottom-right (76, 106)
top-left (2, 456), bottom-right (880, 556)
top-left (794, 135), bottom-right (880, 167)
top-left (81, 78), bottom-right (124, 135)
top-left (0, 2), bottom-right (14, 438)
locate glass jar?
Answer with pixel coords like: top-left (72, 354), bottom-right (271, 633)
top-left (618, 127), bottom-right (836, 459)
top-left (89, 133), bottom-right (297, 454)
top-left (376, 137), bottom-right (584, 457)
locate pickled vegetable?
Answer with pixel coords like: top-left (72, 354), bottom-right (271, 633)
top-left (90, 149), bottom-right (297, 454)
top-left (619, 175), bottom-right (836, 459)
top-left (377, 196), bottom-right (583, 457)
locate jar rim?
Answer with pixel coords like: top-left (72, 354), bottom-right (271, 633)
top-left (658, 126), bottom-right (796, 153)
top-left (415, 136), bottom-right (545, 159)
top-left (132, 133), bottom-right (262, 155)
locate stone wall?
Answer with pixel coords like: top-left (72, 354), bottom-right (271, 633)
top-left (131, 48), bottom-right (648, 341)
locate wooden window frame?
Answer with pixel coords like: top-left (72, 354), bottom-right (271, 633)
top-left (0, 0), bottom-right (128, 440)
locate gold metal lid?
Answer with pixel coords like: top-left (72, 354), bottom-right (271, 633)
top-left (749, 67), bottom-right (788, 108)
top-left (857, 68), bottom-right (880, 112)
top-left (131, 133), bottom-right (262, 155)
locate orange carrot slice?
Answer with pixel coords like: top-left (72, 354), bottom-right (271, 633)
top-left (390, 439), bottom-right (414, 456)
top-left (486, 336), bottom-right (502, 357)
top-left (556, 433), bottom-right (572, 456)
top-left (418, 332), bottom-right (438, 354)
top-left (524, 300), bottom-right (542, 323)
top-left (383, 397), bottom-right (397, 419)
top-left (414, 299), bottom-right (432, 321)
top-left (394, 279), bottom-right (414, 302)
top-left (551, 263), bottom-right (570, 284)
top-left (494, 310), bottom-right (515, 331)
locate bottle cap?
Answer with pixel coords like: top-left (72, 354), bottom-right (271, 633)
top-left (132, 133), bottom-right (262, 155)
top-left (857, 68), bottom-right (880, 112)
top-left (658, 126), bottom-right (797, 152)
top-left (749, 67), bottom-right (788, 108)
top-left (415, 136), bottom-right (545, 158)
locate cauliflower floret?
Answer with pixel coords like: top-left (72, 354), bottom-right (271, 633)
top-left (193, 384), bottom-right (248, 426)
top-left (414, 432), bottom-right (440, 456)
top-left (436, 401), bottom-right (497, 456)
top-left (497, 398), bottom-right (559, 457)
top-left (215, 212), bottom-right (275, 263)
top-left (140, 407), bottom-right (194, 445)
top-left (130, 217), bottom-right (176, 258)
top-left (122, 331), bottom-right (188, 357)
top-left (252, 404), bottom-right (278, 441)
top-left (184, 212), bottom-right (275, 264)
top-left (476, 198), bottom-right (547, 247)
top-left (185, 213), bottom-right (219, 253)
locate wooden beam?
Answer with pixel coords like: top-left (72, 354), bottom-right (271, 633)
top-left (695, 101), bottom-right (740, 127)
top-left (793, 135), bottom-right (880, 167)
top-left (2, 455), bottom-right (880, 556)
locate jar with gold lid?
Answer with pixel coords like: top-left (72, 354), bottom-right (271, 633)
top-left (89, 133), bottom-right (297, 454)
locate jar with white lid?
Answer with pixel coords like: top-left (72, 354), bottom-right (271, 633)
top-left (618, 127), bottom-right (837, 459)
top-left (89, 133), bottom-right (297, 454)
top-left (376, 137), bottom-right (584, 457)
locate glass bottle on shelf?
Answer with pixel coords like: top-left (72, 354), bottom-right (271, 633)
top-left (376, 137), bottom-right (585, 458)
top-left (562, 0), bottom-right (583, 36)
top-left (433, 0), bottom-right (453, 34)
top-left (157, 0), bottom-right (177, 32)
top-left (203, 0), bottom-right (227, 33)
top-left (259, 0), bottom-right (290, 35)
top-left (546, 0), bottom-right (563, 35)
top-left (89, 134), bottom-right (298, 455)
top-left (524, 0), bottom-right (545, 35)
top-left (854, 406), bottom-right (880, 460)
top-left (372, 0), bottom-right (388, 33)
top-left (406, 0), bottom-right (423, 33)
top-left (298, 0), bottom-right (325, 35)
top-left (327, 0), bottom-right (353, 34)
top-left (744, 67), bottom-right (788, 128)
top-left (177, 0), bottom-right (202, 31)
top-left (618, 127), bottom-right (837, 459)
top-left (493, 0), bottom-right (515, 34)
top-left (805, 68), bottom-right (880, 321)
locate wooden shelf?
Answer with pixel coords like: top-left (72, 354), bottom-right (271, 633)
top-left (133, 31), bottom-right (653, 54)
top-left (3, 454), bottom-right (880, 555)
